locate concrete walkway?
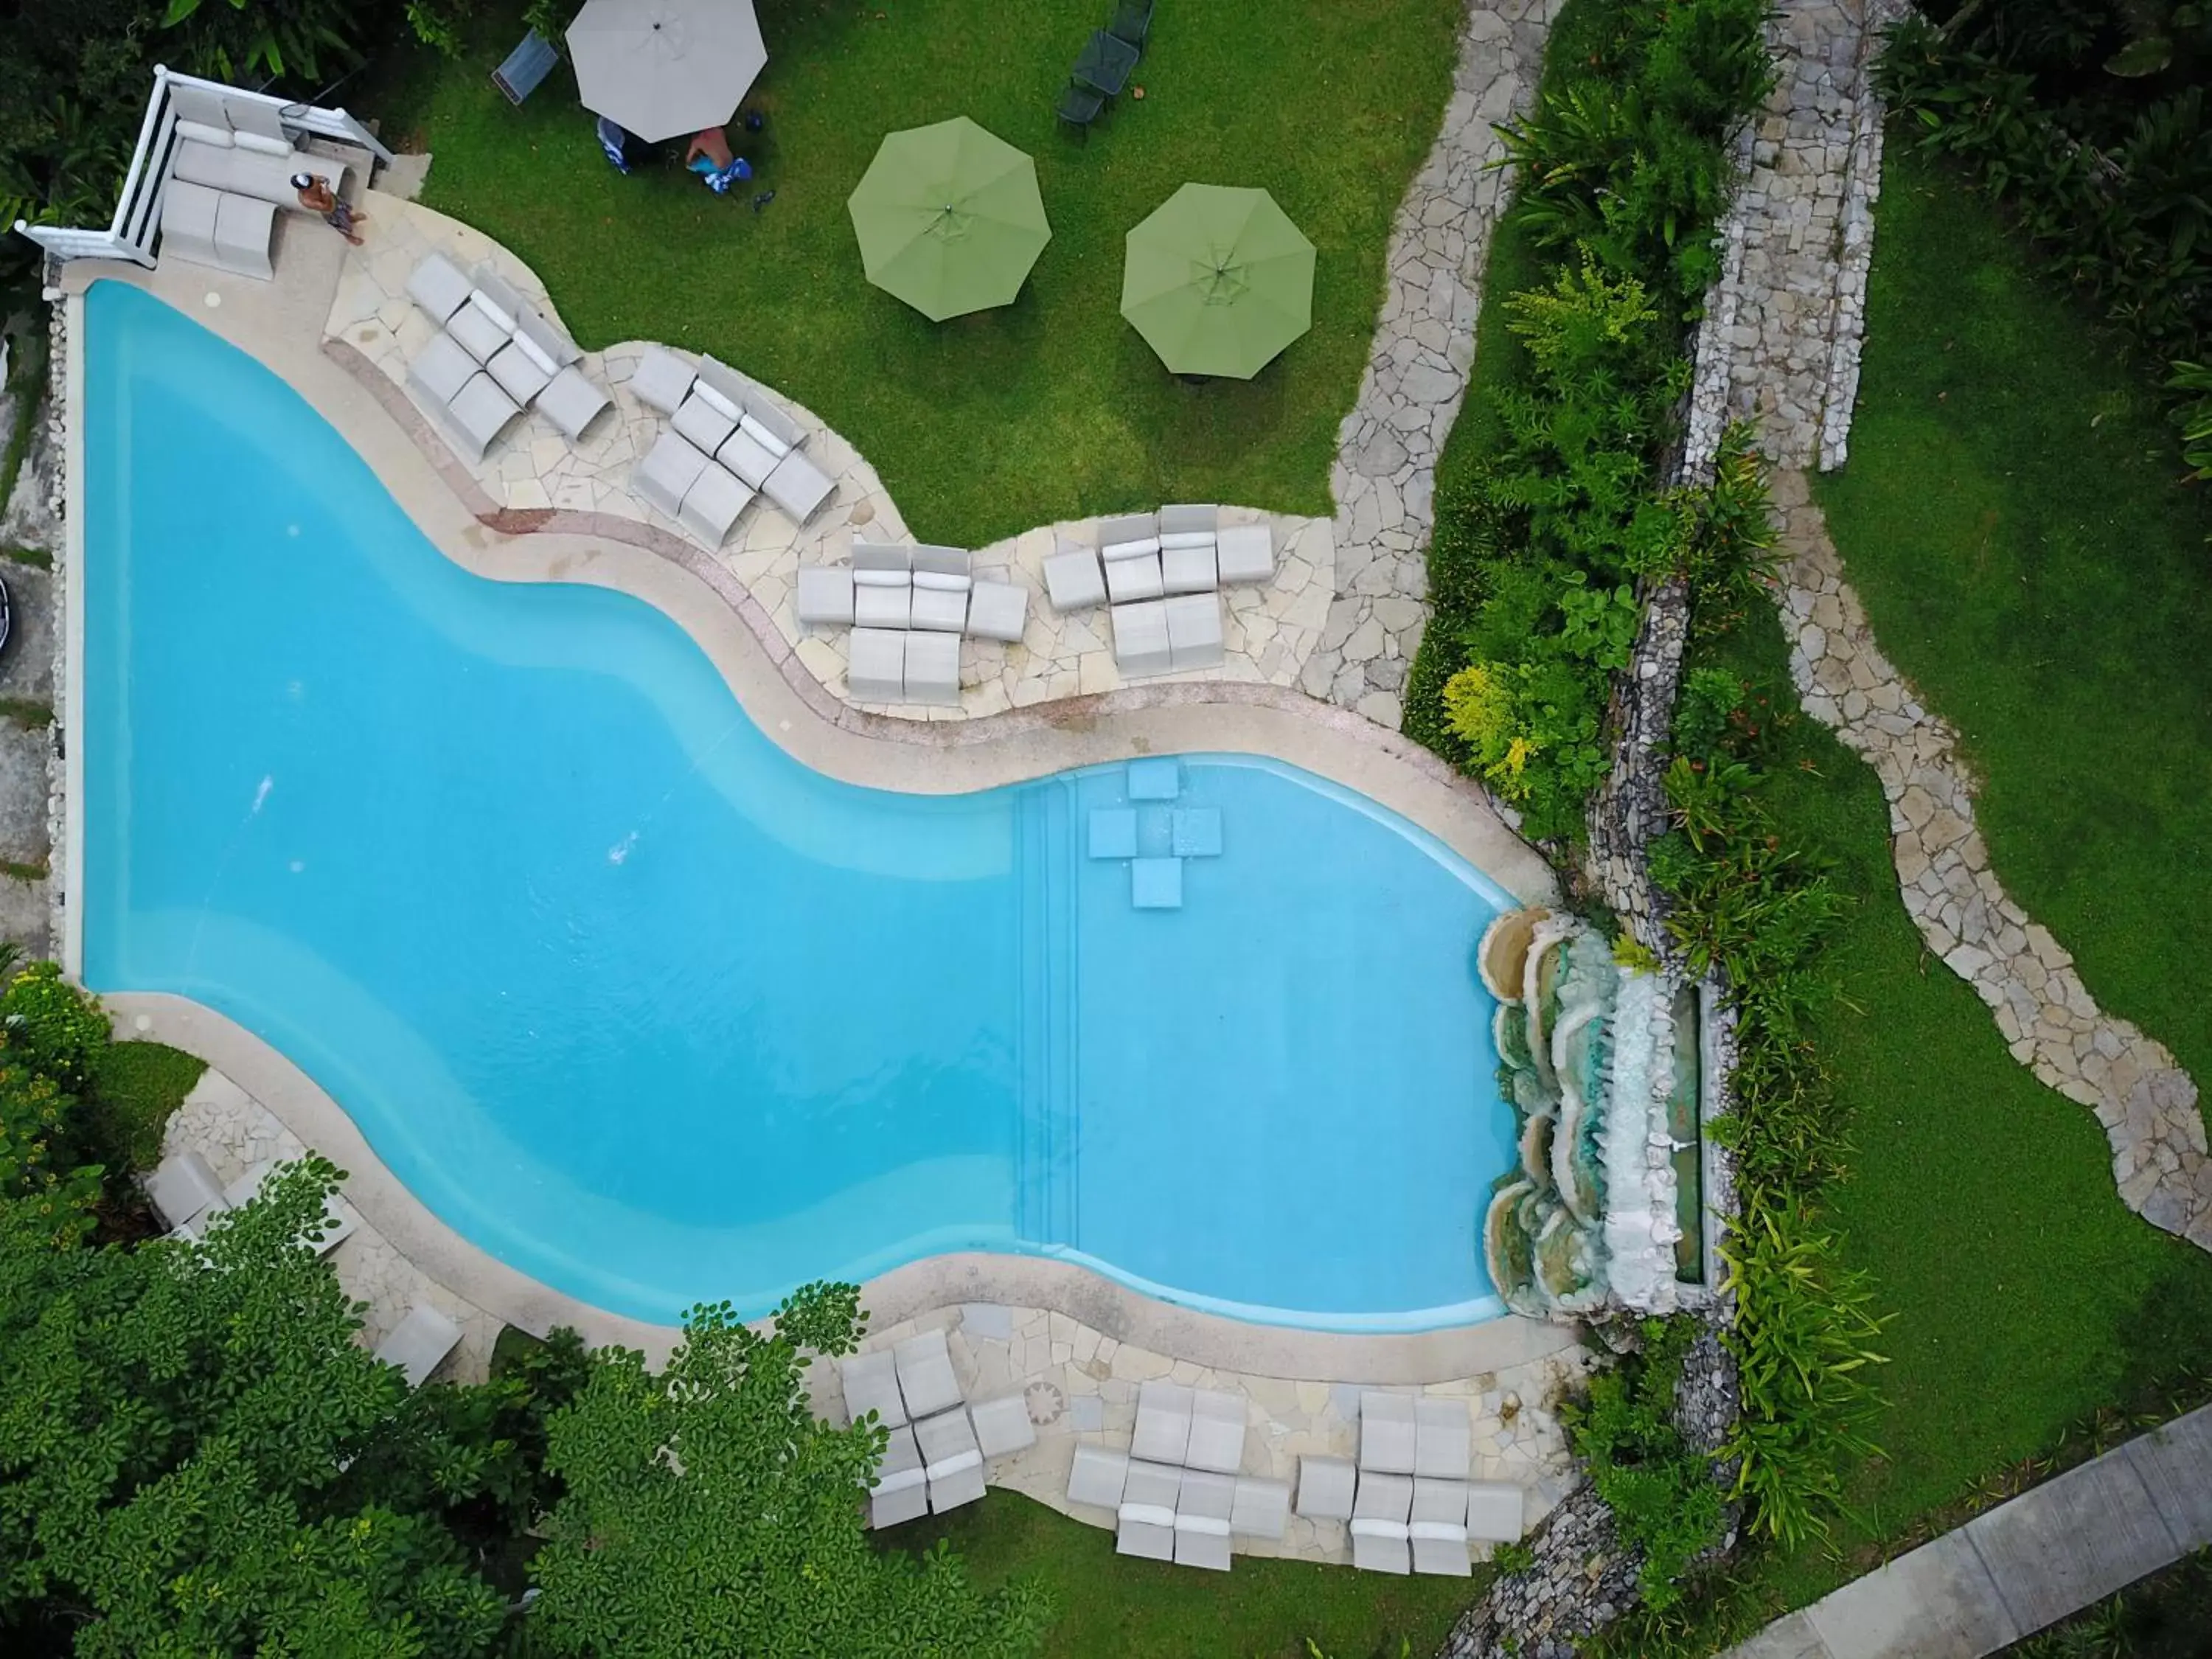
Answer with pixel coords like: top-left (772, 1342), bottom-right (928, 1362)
top-left (1725, 1404), bottom-right (2212, 1658)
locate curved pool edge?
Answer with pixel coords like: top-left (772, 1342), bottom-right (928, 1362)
top-left (108, 991), bottom-right (1586, 1382)
top-left (61, 266), bottom-right (1565, 1371)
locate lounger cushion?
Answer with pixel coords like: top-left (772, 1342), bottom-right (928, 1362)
top-left (840, 1349), bottom-right (908, 1429)
top-left (1183, 1388), bottom-right (1247, 1474)
top-left (902, 630), bottom-right (962, 706)
top-left (1354, 1470), bottom-right (1416, 1524)
top-left (1215, 523), bottom-right (1275, 585)
top-left (175, 119), bottom-right (233, 148)
top-left (509, 330), bottom-right (560, 379)
top-left (794, 566), bottom-right (856, 629)
top-left (869, 1424), bottom-right (929, 1528)
top-left (1360, 1393), bottom-right (1419, 1475)
top-left (1161, 542), bottom-right (1218, 594)
top-left (629, 347), bottom-right (697, 416)
top-left (847, 627), bottom-right (907, 703)
top-left (233, 129), bottom-right (293, 159)
top-left (442, 374), bottom-right (523, 465)
top-left (633, 430), bottom-right (711, 522)
top-left (912, 571), bottom-right (972, 593)
top-left (1043, 543), bottom-right (1107, 612)
top-left (222, 98), bottom-right (290, 145)
top-left (1116, 1460), bottom-right (1181, 1560)
top-left (914, 1408), bottom-right (987, 1512)
top-left (159, 180), bottom-right (222, 271)
top-left (1131, 1380), bottom-right (1194, 1465)
top-left (487, 339), bottom-right (554, 406)
top-left (211, 194), bottom-right (275, 281)
top-left (146, 1150), bottom-right (226, 1230)
top-left (672, 392), bottom-right (738, 456)
top-left (446, 300), bottom-right (512, 365)
top-left (910, 582), bottom-right (970, 634)
top-left (1174, 1469), bottom-right (1237, 1571)
top-left (716, 427), bottom-right (782, 489)
top-left (1110, 600), bottom-right (1172, 678)
top-left (1067, 1443), bottom-right (1130, 1509)
top-left (1164, 592), bottom-right (1225, 672)
top-left (466, 288), bottom-right (518, 335)
top-left (372, 1304), bottom-right (463, 1388)
top-left (1351, 1517), bottom-right (1413, 1574)
top-left (894, 1329), bottom-right (963, 1419)
top-left (678, 461), bottom-right (754, 547)
top-left (1105, 552), bottom-right (1164, 605)
top-left (965, 579), bottom-right (1029, 643)
top-left (969, 1394), bottom-right (1037, 1458)
top-left (538, 367), bottom-right (613, 441)
top-left (852, 581), bottom-right (911, 631)
top-left (1292, 1460), bottom-right (1354, 1531)
top-left (406, 253), bottom-right (476, 324)
top-left (763, 450), bottom-right (835, 524)
top-left (1230, 1477), bottom-right (1290, 1540)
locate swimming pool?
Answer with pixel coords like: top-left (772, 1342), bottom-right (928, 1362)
top-left (80, 282), bottom-right (1517, 1331)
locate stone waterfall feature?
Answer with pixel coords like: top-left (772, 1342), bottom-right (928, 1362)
top-left (1481, 907), bottom-right (1709, 1320)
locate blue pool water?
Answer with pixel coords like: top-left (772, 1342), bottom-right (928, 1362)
top-left (81, 282), bottom-right (1517, 1330)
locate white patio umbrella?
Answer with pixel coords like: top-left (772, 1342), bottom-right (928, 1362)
top-left (566, 0), bottom-right (768, 146)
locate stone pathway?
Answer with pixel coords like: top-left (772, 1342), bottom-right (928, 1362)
top-left (327, 195), bottom-right (1337, 723)
top-left (1311, 0), bottom-right (1562, 727)
top-left (816, 1304), bottom-right (1584, 1567)
top-left (1770, 470), bottom-right (2212, 1251)
top-left (0, 330), bottom-right (62, 961)
top-left (1724, 1402), bottom-right (2212, 1658)
top-left (1687, 0), bottom-right (1902, 475)
top-left (166, 1068), bottom-right (507, 1382)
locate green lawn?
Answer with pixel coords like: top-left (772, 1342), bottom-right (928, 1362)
top-left (369, 0), bottom-right (1463, 547)
top-left (1810, 142), bottom-right (2212, 1135)
top-left (902, 1489), bottom-right (1480, 1659)
top-left (86, 1040), bottom-right (205, 1175)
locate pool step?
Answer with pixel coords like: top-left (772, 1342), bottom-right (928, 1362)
top-left (1014, 783), bottom-right (1079, 1250)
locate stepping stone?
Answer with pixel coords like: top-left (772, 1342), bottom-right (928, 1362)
top-left (1127, 758), bottom-right (1180, 800)
top-left (1131, 858), bottom-right (1183, 909)
top-left (1087, 809), bottom-right (1137, 859)
top-left (1172, 807), bottom-right (1222, 857)
top-left (961, 1303), bottom-right (1014, 1341)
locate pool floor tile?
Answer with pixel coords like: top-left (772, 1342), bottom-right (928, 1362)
top-left (1131, 858), bottom-right (1184, 909)
top-left (1127, 758), bottom-right (1181, 801)
top-left (1172, 807), bottom-right (1223, 858)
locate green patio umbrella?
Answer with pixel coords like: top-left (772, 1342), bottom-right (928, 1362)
top-left (1121, 184), bottom-right (1315, 379)
top-left (846, 117), bottom-right (1051, 321)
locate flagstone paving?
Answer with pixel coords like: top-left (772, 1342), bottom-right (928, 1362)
top-left (326, 195), bottom-right (1336, 723)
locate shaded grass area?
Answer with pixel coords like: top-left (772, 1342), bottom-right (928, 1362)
top-left (1691, 599), bottom-right (2212, 1616)
top-left (1810, 144), bottom-right (2212, 1134)
top-left (366, 0), bottom-right (1463, 547)
top-left (86, 1040), bottom-right (206, 1175)
top-left (903, 1488), bottom-right (1481, 1659)
top-left (1999, 1545), bottom-right (2212, 1658)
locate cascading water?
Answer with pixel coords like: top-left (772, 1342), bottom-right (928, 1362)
top-left (1478, 906), bottom-right (1708, 1320)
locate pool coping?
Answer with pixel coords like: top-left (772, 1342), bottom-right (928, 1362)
top-left (60, 261), bottom-right (1574, 1381)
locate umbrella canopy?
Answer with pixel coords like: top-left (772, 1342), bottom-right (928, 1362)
top-left (846, 118), bottom-right (1051, 321)
top-left (566, 0), bottom-right (767, 146)
top-left (1121, 184), bottom-right (1315, 378)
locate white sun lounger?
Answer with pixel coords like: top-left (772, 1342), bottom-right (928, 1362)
top-left (1351, 1470), bottom-right (1414, 1573)
top-left (629, 347), bottom-right (698, 417)
top-left (678, 461), bottom-right (754, 548)
top-left (795, 566), bottom-right (856, 630)
top-left (1360, 1392), bottom-right (1419, 1475)
top-left (1164, 591), bottom-right (1225, 672)
top-left (1410, 1478), bottom-right (1472, 1576)
top-left (538, 366), bottom-right (613, 440)
top-left (902, 630), bottom-right (963, 707)
top-left (1415, 1397), bottom-right (1472, 1479)
top-left (1183, 1388), bottom-right (1247, 1475)
top-left (914, 1408), bottom-right (987, 1512)
top-left (908, 545), bottom-right (973, 634)
top-left (672, 383), bottom-right (740, 456)
top-left (1295, 1454), bottom-right (1357, 1520)
top-left (969, 1394), bottom-right (1037, 1459)
top-left (1158, 504), bottom-right (1220, 594)
top-left (851, 542), bottom-right (914, 630)
top-left (840, 1348), bottom-right (908, 1428)
top-left (869, 1422), bottom-right (931, 1528)
top-left (487, 337), bottom-right (554, 406)
top-left (147, 1150), bottom-right (226, 1231)
top-left (966, 576), bottom-right (1029, 643)
top-left (181, 1158), bottom-right (355, 1255)
top-left (406, 252), bottom-right (475, 324)
top-left (1068, 1443), bottom-right (1130, 1510)
top-left (1173, 1468), bottom-right (1237, 1571)
top-left (373, 1304), bottom-right (462, 1389)
top-left (1132, 1380), bottom-right (1194, 1465)
top-left (633, 430), bottom-right (711, 524)
top-left (445, 291), bottom-right (514, 364)
top-left (1043, 535), bottom-right (1107, 612)
top-left (847, 627), bottom-right (908, 703)
top-left (1110, 599), bottom-right (1173, 678)
top-left (763, 449), bottom-right (836, 525)
top-left (1464, 1481), bottom-right (1528, 1543)
top-left (893, 1328), bottom-right (963, 1421)
top-left (1116, 1459), bottom-right (1181, 1561)
top-left (407, 330), bottom-right (479, 412)
top-left (442, 374), bottom-right (524, 467)
top-left (1102, 537), bottom-right (1165, 605)
top-left (1231, 1476), bottom-right (1291, 1540)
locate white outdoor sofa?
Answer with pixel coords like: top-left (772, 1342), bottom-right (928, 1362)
top-left (845, 1327), bottom-right (1001, 1526)
top-left (404, 253), bottom-right (612, 462)
top-left (1284, 1393), bottom-right (1525, 1576)
top-left (1040, 505), bottom-right (1270, 678)
top-left (1063, 1443), bottom-right (1288, 1572)
top-left (147, 1152), bottom-right (357, 1256)
top-left (794, 540), bottom-right (1032, 706)
top-left (156, 83), bottom-right (358, 280)
top-left (629, 347), bottom-right (837, 543)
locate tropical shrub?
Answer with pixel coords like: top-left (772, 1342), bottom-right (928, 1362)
top-left (527, 1287), bottom-right (1052, 1659)
top-left (0, 1046), bottom-right (102, 1245)
top-left (2, 960), bottom-right (110, 1091)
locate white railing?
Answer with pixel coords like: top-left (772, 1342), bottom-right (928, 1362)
top-left (12, 64), bottom-right (396, 268)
